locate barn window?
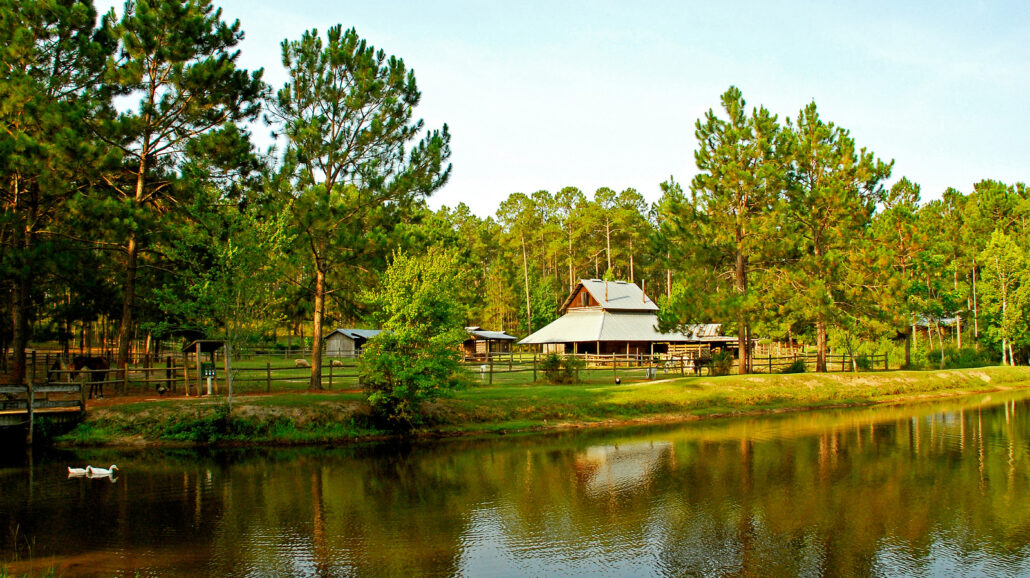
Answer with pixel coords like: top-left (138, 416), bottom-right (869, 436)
top-left (580, 292), bottom-right (588, 307)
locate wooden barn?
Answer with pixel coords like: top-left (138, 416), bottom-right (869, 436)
top-left (324, 328), bottom-right (382, 357)
top-left (519, 279), bottom-right (736, 357)
top-left (461, 327), bottom-right (518, 358)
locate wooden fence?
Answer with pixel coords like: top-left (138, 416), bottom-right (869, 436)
top-left (460, 351), bottom-right (892, 383)
top-left (5, 350), bottom-right (892, 400)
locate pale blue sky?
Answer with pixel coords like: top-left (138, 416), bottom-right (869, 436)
top-left (97, 0), bottom-right (1030, 216)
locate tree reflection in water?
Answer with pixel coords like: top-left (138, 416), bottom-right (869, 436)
top-left (3, 391), bottom-right (1030, 576)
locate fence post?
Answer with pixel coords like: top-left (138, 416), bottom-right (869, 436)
top-left (489, 352), bottom-right (494, 385)
top-left (31, 351), bottom-right (36, 383)
top-left (183, 352), bottom-right (191, 397)
top-left (680, 356), bottom-right (684, 377)
top-left (533, 354), bottom-right (537, 382)
top-left (80, 373), bottom-right (87, 411)
top-left (145, 364), bottom-right (151, 393)
top-left (613, 354), bottom-right (617, 381)
top-left (25, 377), bottom-right (34, 444)
top-left (266, 362), bottom-right (271, 393)
top-left (884, 353), bottom-right (889, 371)
top-left (768, 356), bottom-right (772, 374)
top-left (328, 362), bottom-right (333, 390)
top-left (508, 352), bottom-right (512, 372)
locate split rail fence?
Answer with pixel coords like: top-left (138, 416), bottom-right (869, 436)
top-left (4, 349), bottom-right (891, 399)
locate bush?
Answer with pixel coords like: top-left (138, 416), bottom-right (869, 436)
top-left (540, 354), bottom-right (583, 384)
top-left (711, 350), bottom-right (734, 376)
top-left (855, 354), bottom-right (873, 371)
top-left (779, 360), bottom-right (806, 374)
top-left (358, 248), bottom-right (469, 428)
top-left (942, 345), bottom-right (998, 369)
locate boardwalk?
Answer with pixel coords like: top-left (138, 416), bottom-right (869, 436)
top-left (0, 383), bottom-right (86, 428)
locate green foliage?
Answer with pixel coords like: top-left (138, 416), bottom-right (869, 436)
top-left (97, 0), bottom-right (265, 368)
top-left (854, 354), bottom-right (873, 371)
top-left (273, 24), bottom-right (451, 387)
top-left (779, 360), bottom-right (806, 374)
top-left (940, 346), bottom-right (997, 370)
top-left (539, 353), bottom-right (584, 384)
top-left (660, 87), bottom-right (784, 374)
top-left (710, 351), bottom-right (734, 376)
top-left (359, 248), bottom-right (468, 427)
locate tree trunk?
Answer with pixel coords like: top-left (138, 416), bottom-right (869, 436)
top-left (904, 327), bottom-right (911, 368)
top-left (309, 267), bottom-right (326, 390)
top-left (605, 218), bottom-right (612, 273)
top-left (629, 239), bottom-right (635, 283)
top-left (568, 226), bottom-right (574, 291)
top-left (816, 317), bottom-right (827, 372)
top-left (521, 232), bottom-right (532, 332)
top-left (11, 259), bottom-right (31, 386)
top-left (736, 241), bottom-right (749, 375)
top-left (972, 260), bottom-right (979, 340)
top-left (9, 175), bottom-right (32, 386)
top-left (666, 251), bottom-right (672, 299)
top-left (118, 158), bottom-right (149, 382)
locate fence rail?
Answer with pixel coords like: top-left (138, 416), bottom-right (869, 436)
top-left (3, 348), bottom-right (894, 401)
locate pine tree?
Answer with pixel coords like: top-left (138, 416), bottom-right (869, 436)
top-left (0, 0), bottom-right (113, 384)
top-left (271, 25), bottom-right (451, 389)
top-left (780, 102), bottom-right (892, 372)
top-left (664, 87), bottom-right (784, 373)
top-left (98, 0), bottom-right (263, 379)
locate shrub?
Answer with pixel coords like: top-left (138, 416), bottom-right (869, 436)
top-left (855, 354), bottom-right (873, 371)
top-left (711, 350), bottom-right (734, 376)
top-left (942, 346), bottom-right (998, 369)
top-left (359, 248), bottom-right (469, 428)
top-left (540, 353), bottom-right (583, 384)
top-left (779, 360), bottom-right (806, 374)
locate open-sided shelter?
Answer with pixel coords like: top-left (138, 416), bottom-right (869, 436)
top-left (462, 327), bottom-right (518, 358)
top-left (519, 279), bottom-right (736, 357)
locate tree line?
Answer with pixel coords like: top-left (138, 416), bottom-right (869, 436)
top-left (1, 1), bottom-right (1026, 393)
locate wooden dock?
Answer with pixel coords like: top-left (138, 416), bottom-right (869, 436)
top-left (0, 382), bottom-right (86, 429)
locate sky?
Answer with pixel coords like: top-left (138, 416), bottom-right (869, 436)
top-left (95, 0), bottom-right (1030, 217)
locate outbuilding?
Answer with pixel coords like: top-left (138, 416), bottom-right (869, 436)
top-left (462, 327), bottom-right (518, 359)
top-left (324, 328), bottom-right (382, 357)
top-left (519, 279), bottom-right (736, 357)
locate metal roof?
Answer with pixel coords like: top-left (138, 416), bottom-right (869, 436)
top-left (466, 328), bottom-right (518, 341)
top-left (560, 279), bottom-right (659, 313)
top-left (519, 310), bottom-right (703, 344)
top-left (325, 328), bottom-right (382, 340)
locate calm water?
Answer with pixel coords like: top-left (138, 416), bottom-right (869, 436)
top-left (4, 392), bottom-right (1030, 576)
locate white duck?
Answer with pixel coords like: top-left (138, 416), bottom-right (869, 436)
top-left (86, 465), bottom-right (118, 477)
top-left (67, 466), bottom-right (90, 477)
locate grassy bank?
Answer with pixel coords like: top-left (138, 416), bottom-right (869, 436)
top-left (51, 366), bottom-right (1030, 446)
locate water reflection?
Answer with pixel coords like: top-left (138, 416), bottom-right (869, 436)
top-left (3, 391), bottom-right (1030, 576)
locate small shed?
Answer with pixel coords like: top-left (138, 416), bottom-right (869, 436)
top-left (462, 327), bottom-right (518, 358)
top-left (182, 339), bottom-right (225, 396)
top-left (324, 328), bottom-right (382, 357)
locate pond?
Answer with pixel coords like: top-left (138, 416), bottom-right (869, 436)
top-left (3, 391), bottom-right (1030, 576)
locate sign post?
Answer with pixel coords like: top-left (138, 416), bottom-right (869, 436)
top-left (200, 362), bottom-right (215, 396)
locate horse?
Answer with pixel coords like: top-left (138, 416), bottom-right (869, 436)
top-left (692, 357), bottom-right (712, 376)
top-left (50, 356), bottom-right (110, 399)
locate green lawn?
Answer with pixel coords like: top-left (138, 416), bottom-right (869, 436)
top-left (55, 365), bottom-right (1030, 446)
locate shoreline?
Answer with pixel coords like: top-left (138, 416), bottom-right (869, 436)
top-left (45, 366), bottom-right (1030, 449)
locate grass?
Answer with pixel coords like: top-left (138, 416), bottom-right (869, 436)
top-left (50, 365), bottom-right (1030, 447)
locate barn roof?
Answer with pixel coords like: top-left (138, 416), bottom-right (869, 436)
top-left (560, 279), bottom-right (659, 313)
top-left (519, 310), bottom-right (706, 344)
